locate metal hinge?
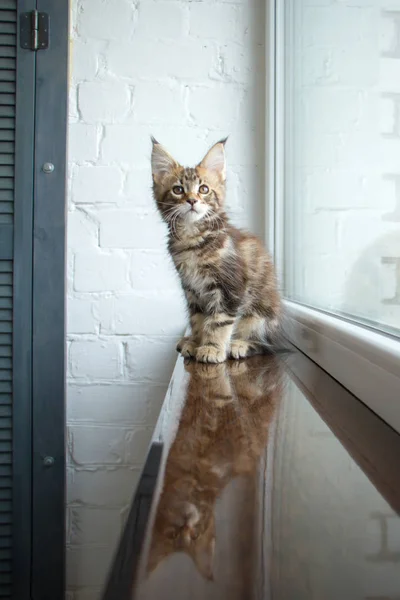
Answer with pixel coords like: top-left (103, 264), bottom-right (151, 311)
top-left (20, 10), bottom-right (49, 51)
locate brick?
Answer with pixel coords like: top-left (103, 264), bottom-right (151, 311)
top-left (69, 340), bottom-right (121, 380)
top-left (380, 57), bottom-right (400, 93)
top-left (228, 209), bottom-right (251, 232)
top-left (101, 124), bottom-right (150, 167)
top-left (339, 212), bottom-right (399, 255)
top-left (67, 382), bottom-right (165, 424)
top-left (67, 209), bottom-right (98, 250)
top-left (67, 298), bottom-right (97, 334)
top-left (101, 123), bottom-right (206, 167)
top-left (380, 96), bottom-right (396, 135)
top-left (98, 293), bottom-right (185, 336)
top-left (69, 86), bottom-right (78, 122)
top-left (132, 82), bottom-right (185, 124)
top-left (301, 88), bottom-right (360, 134)
top-left (129, 250), bottom-right (178, 290)
top-left (212, 41), bottom-right (255, 84)
top-left (71, 39), bottom-right (99, 82)
top-left (302, 43), bottom-right (379, 89)
top-left (382, 258), bottom-right (400, 304)
top-left (78, 82), bottom-right (130, 123)
top-left (381, 175), bottom-right (400, 215)
top-left (381, 1), bottom-right (400, 8)
top-left (136, 1), bottom-right (185, 39)
top-left (72, 166), bottom-right (123, 204)
top-left (66, 546), bottom-right (112, 588)
top-left (303, 255), bottom-right (350, 308)
top-left (68, 124), bottom-right (98, 163)
top-left (228, 165), bottom-right (261, 214)
top-left (107, 38), bottom-right (215, 80)
top-left (302, 213), bottom-right (339, 255)
top-left (190, 4), bottom-right (239, 41)
top-left (303, 170), bottom-right (378, 211)
top-left (301, 46), bottom-right (337, 87)
top-left (379, 138), bottom-right (400, 172)
top-left (74, 251), bottom-right (129, 292)
top-left (124, 167), bottom-right (153, 207)
top-left (380, 12), bottom-right (398, 55)
top-left (67, 251), bottom-right (74, 295)
top-left (98, 210), bottom-right (165, 249)
top-left (124, 427), bottom-right (154, 465)
top-left (69, 425), bottom-right (152, 466)
top-left (145, 385), bottom-right (167, 426)
top-left (148, 125), bottom-right (208, 165)
top-left (224, 168), bottom-right (242, 210)
top-left (205, 127), bottom-right (257, 166)
top-left (77, 0), bottom-right (135, 40)
top-left (67, 466), bottom-right (140, 507)
top-left (302, 6), bottom-right (375, 47)
top-left (189, 86), bottom-right (242, 128)
top-left (125, 337), bottom-right (178, 383)
top-left (67, 506), bottom-right (121, 546)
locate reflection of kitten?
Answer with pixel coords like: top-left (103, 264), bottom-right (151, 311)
top-left (147, 356), bottom-right (283, 580)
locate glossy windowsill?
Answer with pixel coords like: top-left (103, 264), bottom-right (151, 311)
top-left (102, 348), bottom-right (400, 600)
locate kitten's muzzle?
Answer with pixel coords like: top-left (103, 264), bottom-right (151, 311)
top-left (186, 198), bottom-right (198, 207)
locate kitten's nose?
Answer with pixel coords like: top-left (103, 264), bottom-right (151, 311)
top-left (187, 198), bottom-right (197, 207)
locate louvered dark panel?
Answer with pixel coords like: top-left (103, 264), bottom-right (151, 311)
top-left (0, 1), bottom-right (15, 597)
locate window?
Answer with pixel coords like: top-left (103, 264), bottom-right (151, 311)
top-left (270, 0), bottom-right (400, 433)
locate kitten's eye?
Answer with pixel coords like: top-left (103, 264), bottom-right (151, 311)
top-left (172, 185), bottom-right (184, 195)
top-left (199, 184), bottom-right (209, 195)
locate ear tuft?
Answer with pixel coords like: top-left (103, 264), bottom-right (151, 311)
top-left (151, 140), bottom-right (179, 183)
top-left (198, 140), bottom-right (227, 181)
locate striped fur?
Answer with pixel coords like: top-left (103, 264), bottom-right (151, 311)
top-left (151, 138), bottom-right (281, 363)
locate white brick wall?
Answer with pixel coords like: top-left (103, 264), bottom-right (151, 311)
top-left (285, 0), bottom-right (400, 331)
top-left (67, 0), bottom-right (266, 596)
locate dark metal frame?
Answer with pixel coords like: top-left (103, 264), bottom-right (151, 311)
top-left (12, 0), bottom-right (69, 598)
top-left (31, 0), bottom-right (69, 598)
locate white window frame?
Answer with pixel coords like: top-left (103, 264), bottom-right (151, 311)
top-left (266, 0), bottom-right (400, 435)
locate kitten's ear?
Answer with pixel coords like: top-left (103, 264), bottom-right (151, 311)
top-left (198, 138), bottom-right (227, 182)
top-left (151, 137), bottom-right (179, 183)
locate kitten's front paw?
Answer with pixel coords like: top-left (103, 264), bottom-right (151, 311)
top-left (196, 345), bottom-right (226, 364)
top-left (177, 337), bottom-right (197, 358)
top-left (229, 340), bottom-right (250, 359)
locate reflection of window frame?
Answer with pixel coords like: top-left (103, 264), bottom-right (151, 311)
top-left (267, 0), bottom-right (400, 434)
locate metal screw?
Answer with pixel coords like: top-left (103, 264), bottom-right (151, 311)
top-left (42, 162), bottom-right (54, 174)
top-left (43, 456), bottom-right (55, 467)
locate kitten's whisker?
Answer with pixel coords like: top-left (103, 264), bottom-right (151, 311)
top-left (171, 212), bottom-right (182, 239)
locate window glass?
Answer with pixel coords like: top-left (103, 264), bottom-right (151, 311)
top-left (283, 0), bottom-right (400, 335)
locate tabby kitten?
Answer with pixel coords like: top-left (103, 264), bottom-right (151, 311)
top-left (151, 138), bottom-right (281, 364)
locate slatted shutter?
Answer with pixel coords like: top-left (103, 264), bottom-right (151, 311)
top-left (0, 2), bottom-right (16, 596)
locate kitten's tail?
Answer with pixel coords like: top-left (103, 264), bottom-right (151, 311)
top-left (260, 312), bottom-right (294, 356)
